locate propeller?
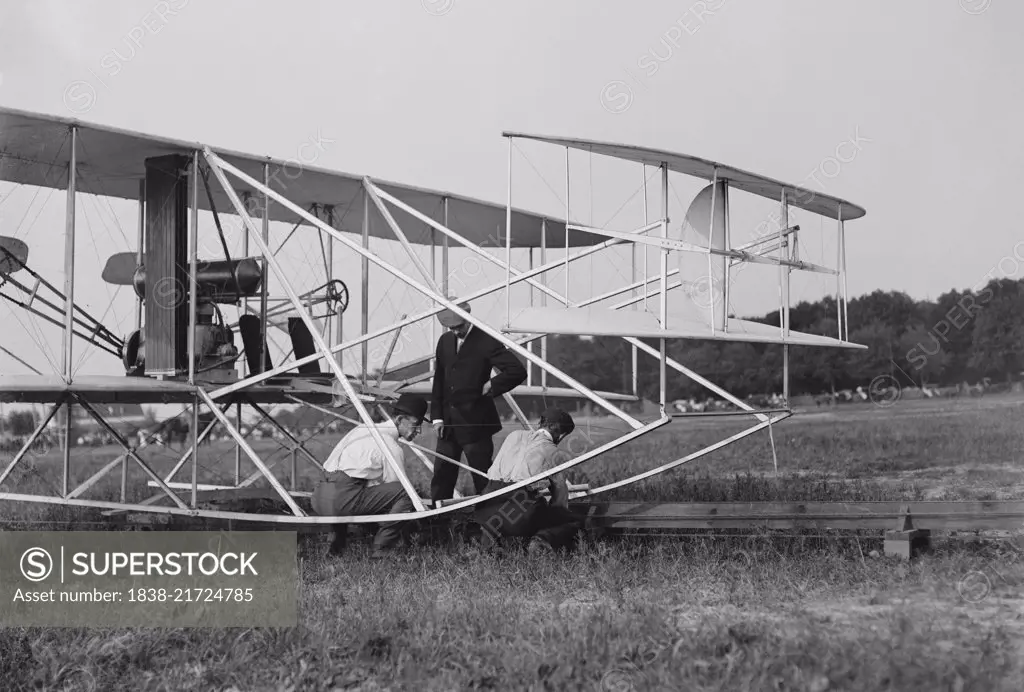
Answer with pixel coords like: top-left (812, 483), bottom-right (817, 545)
top-left (0, 237), bottom-right (29, 274)
top-left (101, 252), bottom-right (139, 285)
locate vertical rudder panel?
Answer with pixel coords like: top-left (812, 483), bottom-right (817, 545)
top-left (680, 180), bottom-right (727, 330)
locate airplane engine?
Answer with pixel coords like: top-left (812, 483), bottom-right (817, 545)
top-left (121, 155), bottom-right (263, 382)
top-left (123, 297), bottom-right (243, 381)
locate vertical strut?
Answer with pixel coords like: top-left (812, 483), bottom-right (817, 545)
top-left (631, 236), bottom-right (638, 397)
top-left (642, 164), bottom-right (649, 311)
top-left (836, 206), bottom-right (843, 340)
top-left (506, 135), bottom-right (512, 327)
top-left (540, 219), bottom-right (548, 389)
top-left (135, 179), bottom-right (145, 332)
top-left (61, 403), bottom-right (71, 498)
top-left (839, 204), bottom-right (848, 341)
top-left (708, 168), bottom-right (718, 334)
top-left (188, 151), bottom-right (199, 384)
top-left (781, 190), bottom-right (790, 405)
top-left (328, 205), bottom-right (343, 364)
top-left (260, 163), bottom-right (270, 376)
top-left (325, 205), bottom-right (335, 352)
top-left (61, 125), bottom-right (77, 497)
top-left (191, 396), bottom-right (199, 507)
top-left (442, 197), bottom-right (449, 296)
top-left (430, 224), bottom-right (436, 375)
top-left (62, 125), bottom-right (78, 382)
top-left (722, 181), bottom-right (731, 333)
top-left (237, 186), bottom-right (247, 483)
top-left (659, 163), bottom-right (668, 414)
top-left (235, 402), bottom-right (241, 485)
top-left (361, 186), bottom-right (369, 384)
top-left (564, 147), bottom-right (570, 307)
top-left (527, 248), bottom-right (533, 387)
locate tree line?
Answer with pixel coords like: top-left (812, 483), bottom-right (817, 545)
top-left (519, 276), bottom-right (1024, 402)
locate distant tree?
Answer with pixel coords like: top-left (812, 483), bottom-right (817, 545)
top-left (718, 343), bottom-right (759, 396)
top-left (788, 297), bottom-right (834, 333)
top-left (6, 411), bottom-right (36, 436)
top-left (847, 290), bottom-right (921, 339)
top-left (924, 288), bottom-right (978, 382)
top-left (666, 341), bottom-right (722, 399)
top-left (844, 321), bottom-right (897, 383)
top-left (967, 280), bottom-right (1024, 381)
top-left (899, 327), bottom-right (949, 385)
top-left (800, 318), bottom-right (848, 393)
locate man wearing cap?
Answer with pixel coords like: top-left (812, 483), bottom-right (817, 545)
top-left (472, 407), bottom-right (584, 554)
top-left (311, 393), bottom-right (428, 558)
top-left (430, 299), bottom-right (527, 501)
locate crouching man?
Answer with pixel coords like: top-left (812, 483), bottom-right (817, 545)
top-left (311, 393), bottom-right (427, 559)
top-left (472, 408), bottom-right (584, 554)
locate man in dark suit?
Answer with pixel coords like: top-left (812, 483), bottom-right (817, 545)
top-left (430, 299), bottom-right (527, 502)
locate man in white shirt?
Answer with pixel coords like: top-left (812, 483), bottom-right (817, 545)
top-left (472, 408), bottom-right (584, 554)
top-left (311, 393), bottom-right (427, 558)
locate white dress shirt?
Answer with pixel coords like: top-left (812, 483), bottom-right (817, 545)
top-left (455, 324), bottom-right (472, 351)
top-left (323, 419), bottom-right (407, 486)
top-left (486, 428), bottom-right (557, 491)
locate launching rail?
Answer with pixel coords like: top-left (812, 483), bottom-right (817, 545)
top-left (104, 496), bottom-right (1024, 535)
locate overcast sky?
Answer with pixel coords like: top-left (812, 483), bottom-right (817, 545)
top-left (0, 0), bottom-right (1020, 387)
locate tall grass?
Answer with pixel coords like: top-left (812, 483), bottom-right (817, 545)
top-left (2, 537), bottom-right (1022, 691)
top-left (2, 397), bottom-right (1024, 689)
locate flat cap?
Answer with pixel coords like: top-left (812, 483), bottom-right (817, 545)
top-left (540, 407), bottom-right (575, 433)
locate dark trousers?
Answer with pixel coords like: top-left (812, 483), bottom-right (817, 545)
top-left (310, 472), bottom-right (414, 553)
top-left (431, 436), bottom-right (494, 501)
top-left (473, 480), bottom-right (583, 551)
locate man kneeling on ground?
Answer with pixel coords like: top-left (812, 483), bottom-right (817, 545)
top-left (473, 407), bottom-right (584, 554)
top-left (311, 393), bottom-right (427, 559)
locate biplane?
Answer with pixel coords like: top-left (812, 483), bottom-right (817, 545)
top-left (0, 105), bottom-right (866, 530)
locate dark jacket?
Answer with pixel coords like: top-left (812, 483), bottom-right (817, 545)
top-left (431, 327), bottom-right (527, 444)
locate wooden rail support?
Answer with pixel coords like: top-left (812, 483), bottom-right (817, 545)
top-left (884, 504), bottom-right (931, 560)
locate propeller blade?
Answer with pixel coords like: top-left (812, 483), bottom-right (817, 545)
top-left (102, 252), bottom-right (138, 285)
top-left (0, 237), bottom-right (29, 274)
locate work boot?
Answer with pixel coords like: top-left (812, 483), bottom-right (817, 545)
top-left (328, 526), bottom-right (348, 557)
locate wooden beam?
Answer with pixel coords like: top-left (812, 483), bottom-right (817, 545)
top-left (96, 500), bottom-right (1024, 534)
top-left (586, 501), bottom-right (1024, 531)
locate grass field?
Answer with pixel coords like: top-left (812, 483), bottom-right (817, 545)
top-left (6, 391), bottom-right (1024, 518)
top-left (2, 395), bottom-right (1024, 690)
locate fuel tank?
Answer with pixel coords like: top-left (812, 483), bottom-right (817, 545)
top-left (133, 257), bottom-right (263, 303)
